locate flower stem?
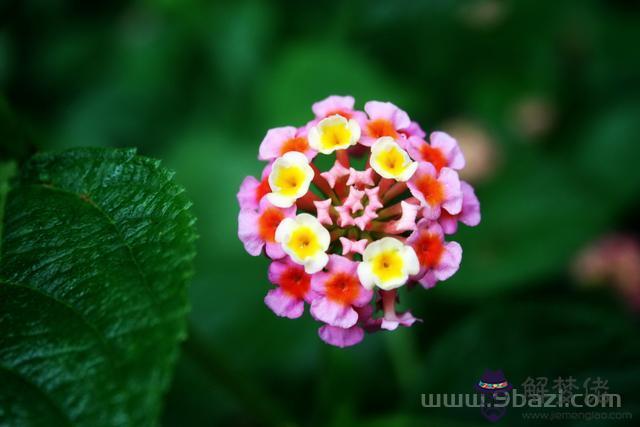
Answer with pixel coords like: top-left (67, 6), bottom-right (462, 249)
top-left (378, 178), bottom-right (393, 196)
top-left (382, 182), bottom-right (408, 204)
top-left (381, 289), bottom-right (398, 320)
top-left (377, 197), bottom-right (419, 219)
top-left (330, 228), bottom-right (346, 242)
top-left (336, 149), bottom-right (350, 168)
top-left (310, 163), bottom-right (339, 203)
top-left (296, 191), bottom-right (320, 211)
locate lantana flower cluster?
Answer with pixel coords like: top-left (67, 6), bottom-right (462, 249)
top-left (237, 96), bottom-right (480, 347)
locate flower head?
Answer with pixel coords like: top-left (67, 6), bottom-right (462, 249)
top-left (407, 162), bottom-right (462, 219)
top-left (275, 213), bottom-right (330, 273)
top-left (237, 96), bottom-right (481, 347)
top-left (238, 197), bottom-right (296, 258)
top-left (265, 258), bottom-right (317, 319)
top-left (357, 237), bottom-right (420, 291)
top-left (361, 101), bottom-right (411, 146)
top-left (407, 220), bottom-right (462, 289)
top-left (308, 115), bottom-right (361, 154)
top-left (237, 164), bottom-right (271, 211)
top-left (259, 126), bottom-right (316, 161)
top-left (310, 255), bottom-right (373, 328)
top-left (370, 137), bottom-right (418, 182)
top-left (406, 131), bottom-right (465, 171)
top-left (267, 151), bottom-right (314, 208)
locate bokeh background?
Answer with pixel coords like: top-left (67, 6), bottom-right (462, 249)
top-left (2, 0), bottom-right (640, 426)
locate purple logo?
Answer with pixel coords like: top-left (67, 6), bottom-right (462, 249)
top-left (475, 369), bottom-right (512, 422)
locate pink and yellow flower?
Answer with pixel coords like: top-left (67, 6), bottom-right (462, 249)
top-left (259, 126), bottom-right (316, 161)
top-left (308, 114), bottom-right (361, 154)
top-left (357, 237), bottom-right (420, 291)
top-left (267, 151), bottom-right (314, 208)
top-left (406, 131), bottom-right (465, 172)
top-left (237, 96), bottom-right (481, 347)
top-left (238, 197), bottom-right (295, 258)
top-left (275, 213), bottom-right (330, 273)
top-left (237, 164), bottom-right (271, 211)
top-left (407, 220), bottom-right (462, 289)
top-left (311, 95), bottom-right (368, 124)
top-left (407, 162), bottom-right (462, 219)
top-left (360, 101), bottom-right (411, 146)
top-left (310, 255), bottom-right (373, 328)
top-left (369, 137), bottom-right (418, 182)
top-left (265, 258), bottom-right (317, 319)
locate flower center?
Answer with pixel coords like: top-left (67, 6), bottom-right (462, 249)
top-left (258, 208), bottom-right (285, 242)
top-left (280, 137), bottom-right (309, 156)
top-left (279, 266), bottom-right (311, 298)
top-left (378, 148), bottom-right (406, 175)
top-left (274, 166), bottom-right (306, 196)
top-left (412, 231), bottom-right (444, 268)
top-left (325, 272), bottom-right (360, 305)
top-left (320, 123), bottom-right (352, 150)
top-left (367, 119), bottom-right (398, 139)
top-left (415, 174), bottom-right (444, 206)
top-left (371, 250), bottom-right (404, 282)
top-left (419, 145), bottom-right (447, 171)
top-left (288, 226), bottom-right (321, 259)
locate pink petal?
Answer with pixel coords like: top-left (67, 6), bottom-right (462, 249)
top-left (327, 254), bottom-right (359, 274)
top-left (267, 259), bottom-right (290, 284)
top-left (310, 298), bottom-right (358, 328)
top-left (459, 181), bottom-right (481, 227)
top-left (430, 131), bottom-right (465, 170)
top-left (318, 324), bottom-right (364, 348)
top-left (381, 311), bottom-right (419, 331)
top-left (353, 286), bottom-right (374, 307)
top-left (434, 241), bottom-right (462, 281)
top-left (312, 95), bottom-right (355, 118)
top-left (439, 214), bottom-right (459, 234)
top-left (265, 241), bottom-right (285, 259)
top-left (438, 167), bottom-right (463, 215)
top-left (405, 136), bottom-right (428, 162)
top-left (258, 126), bottom-right (297, 160)
top-left (407, 161), bottom-right (437, 204)
top-left (237, 176), bottom-right (261, 211)
top-left (364, 101), bottom-right (411, 130)
top-left (237, 209), bottom-right (263, 256)
top-left (264, 288), bottom-right (304, 319)
top-left (418, 271), bottom-right (437, 289)
top-left (400, 121), bottom-right (426, 139)
top-left (310, 271), bottom-right (330, 293)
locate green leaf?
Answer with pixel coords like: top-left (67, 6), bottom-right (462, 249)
top-left (0, 160), bottom-right (15, 256)
top-left (0, 148), bottom-right (197, 426)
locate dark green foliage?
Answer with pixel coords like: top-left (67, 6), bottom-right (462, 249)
top-left (2, 0), bottom-right (640, 426)
top-left (0, 149), bottom-right (196, 426)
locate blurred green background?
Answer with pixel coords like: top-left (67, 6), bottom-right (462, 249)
top-left (2, 0), bottom-right (640, 426)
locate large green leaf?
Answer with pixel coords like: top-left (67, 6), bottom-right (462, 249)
top-left (0, 148), bottom-right (197, 426)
